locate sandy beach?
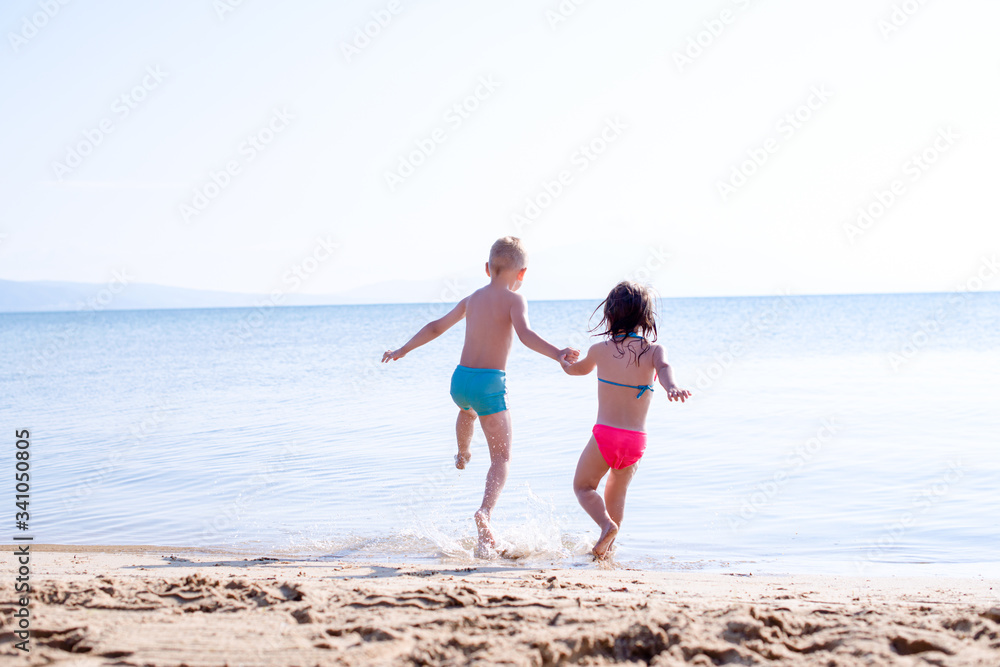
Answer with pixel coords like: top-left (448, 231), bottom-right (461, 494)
top-left (0, 546), bottom-right (997, 666)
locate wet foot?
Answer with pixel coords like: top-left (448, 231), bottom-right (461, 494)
top-left (592, 521), bottom-right (619, 560)
top-left (474, 509), bottom-right (496, 557)
top-left (455, 449), bottom-right (471, 469)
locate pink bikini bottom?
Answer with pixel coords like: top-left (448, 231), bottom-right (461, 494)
top-left (593, 424), bottom-right (647, 469)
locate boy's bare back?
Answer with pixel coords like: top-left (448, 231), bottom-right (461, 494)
top-left (458, 284), bottom-right (524, 370)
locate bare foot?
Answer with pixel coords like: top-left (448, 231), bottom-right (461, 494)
top-left (474, 509), bottom-right (496, 556)
top-left (455, 449), bottom-right (471, 469)
top-left (592, 521), bottom-right (619, 560)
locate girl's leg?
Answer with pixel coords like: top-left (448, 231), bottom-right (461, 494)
top-left (603, 462), bottom-right (638, 528)
top-left (455, 409), bottom-right (476, 469)
top-left (573, 436), bottom-right (617, 558)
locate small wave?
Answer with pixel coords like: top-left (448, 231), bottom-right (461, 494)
top-left (395, 484), bottom-right (594, 564)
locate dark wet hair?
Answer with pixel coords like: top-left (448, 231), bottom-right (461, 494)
top-left (590, 281), bottom-right (658, 364)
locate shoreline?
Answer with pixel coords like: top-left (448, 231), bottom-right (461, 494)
top-left (12, 543), bottom-right (1000, 578)
top-left (2, 546), bottom-right (998, 665)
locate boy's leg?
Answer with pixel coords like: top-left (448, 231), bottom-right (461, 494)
top-left (473, 409), bottom-right (512, 551)
top-left (573, 436), bottom-right (617, 558)
top-left (455, 409), bottom-right (476, 469)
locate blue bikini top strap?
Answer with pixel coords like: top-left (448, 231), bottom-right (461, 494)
top-left (603, 333), bottom-right (653, 397)
top-left (598, 377), bottom-right (655, 398)
top-left (613, 332), bottom-right (645, 342)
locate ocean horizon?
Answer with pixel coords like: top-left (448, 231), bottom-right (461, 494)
top-left (4, 275), bottom-right (999, 314)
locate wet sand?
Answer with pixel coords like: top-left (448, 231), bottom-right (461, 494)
top-left (2, 545), bottom-right (999, 665)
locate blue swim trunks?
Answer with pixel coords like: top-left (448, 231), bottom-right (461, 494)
top-left (450, 365), bottom-right (507, 416)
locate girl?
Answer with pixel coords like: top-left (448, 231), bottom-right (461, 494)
top-left (561, 281), bottom-right (691, 559)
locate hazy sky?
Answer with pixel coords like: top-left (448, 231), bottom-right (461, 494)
top-left (1, 0), bottom-right (998, 302)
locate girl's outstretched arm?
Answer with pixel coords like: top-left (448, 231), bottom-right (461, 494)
top-left (652, 345), bottom-right (691, 402)
top-left (561, 344), bottom-right (598, 376)
top-left (382, 298), bottom-right (467, 362)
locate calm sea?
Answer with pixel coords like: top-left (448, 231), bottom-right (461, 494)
top-left (2, 293), bottom-right (998, 576)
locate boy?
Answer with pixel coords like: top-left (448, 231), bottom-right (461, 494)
top-left (382, 237), bottom-right (578, 555)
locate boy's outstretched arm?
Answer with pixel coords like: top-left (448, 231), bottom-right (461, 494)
top-left (382, 298), bottom-right (467, 362)
top-left (510, 294), bottom-right (578, 363)
top-left (652, 345), bottom-right (691, 402)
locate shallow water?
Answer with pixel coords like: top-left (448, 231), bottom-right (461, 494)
top-left (3, 293), bottom-right (998, 575)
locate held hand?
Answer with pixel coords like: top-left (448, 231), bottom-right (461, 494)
top-left (381, 349), bottom-right (406, 363)
top-left (559, 347), bottom-right (580, 363)
top-left (665, 385), bottom-right (691, 402)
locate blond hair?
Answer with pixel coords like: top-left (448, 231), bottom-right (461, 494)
top-left (489, 236), bottom-right (528, 274)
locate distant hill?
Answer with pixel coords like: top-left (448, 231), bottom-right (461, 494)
top-left (0, 278), bottom-right (477, 313)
